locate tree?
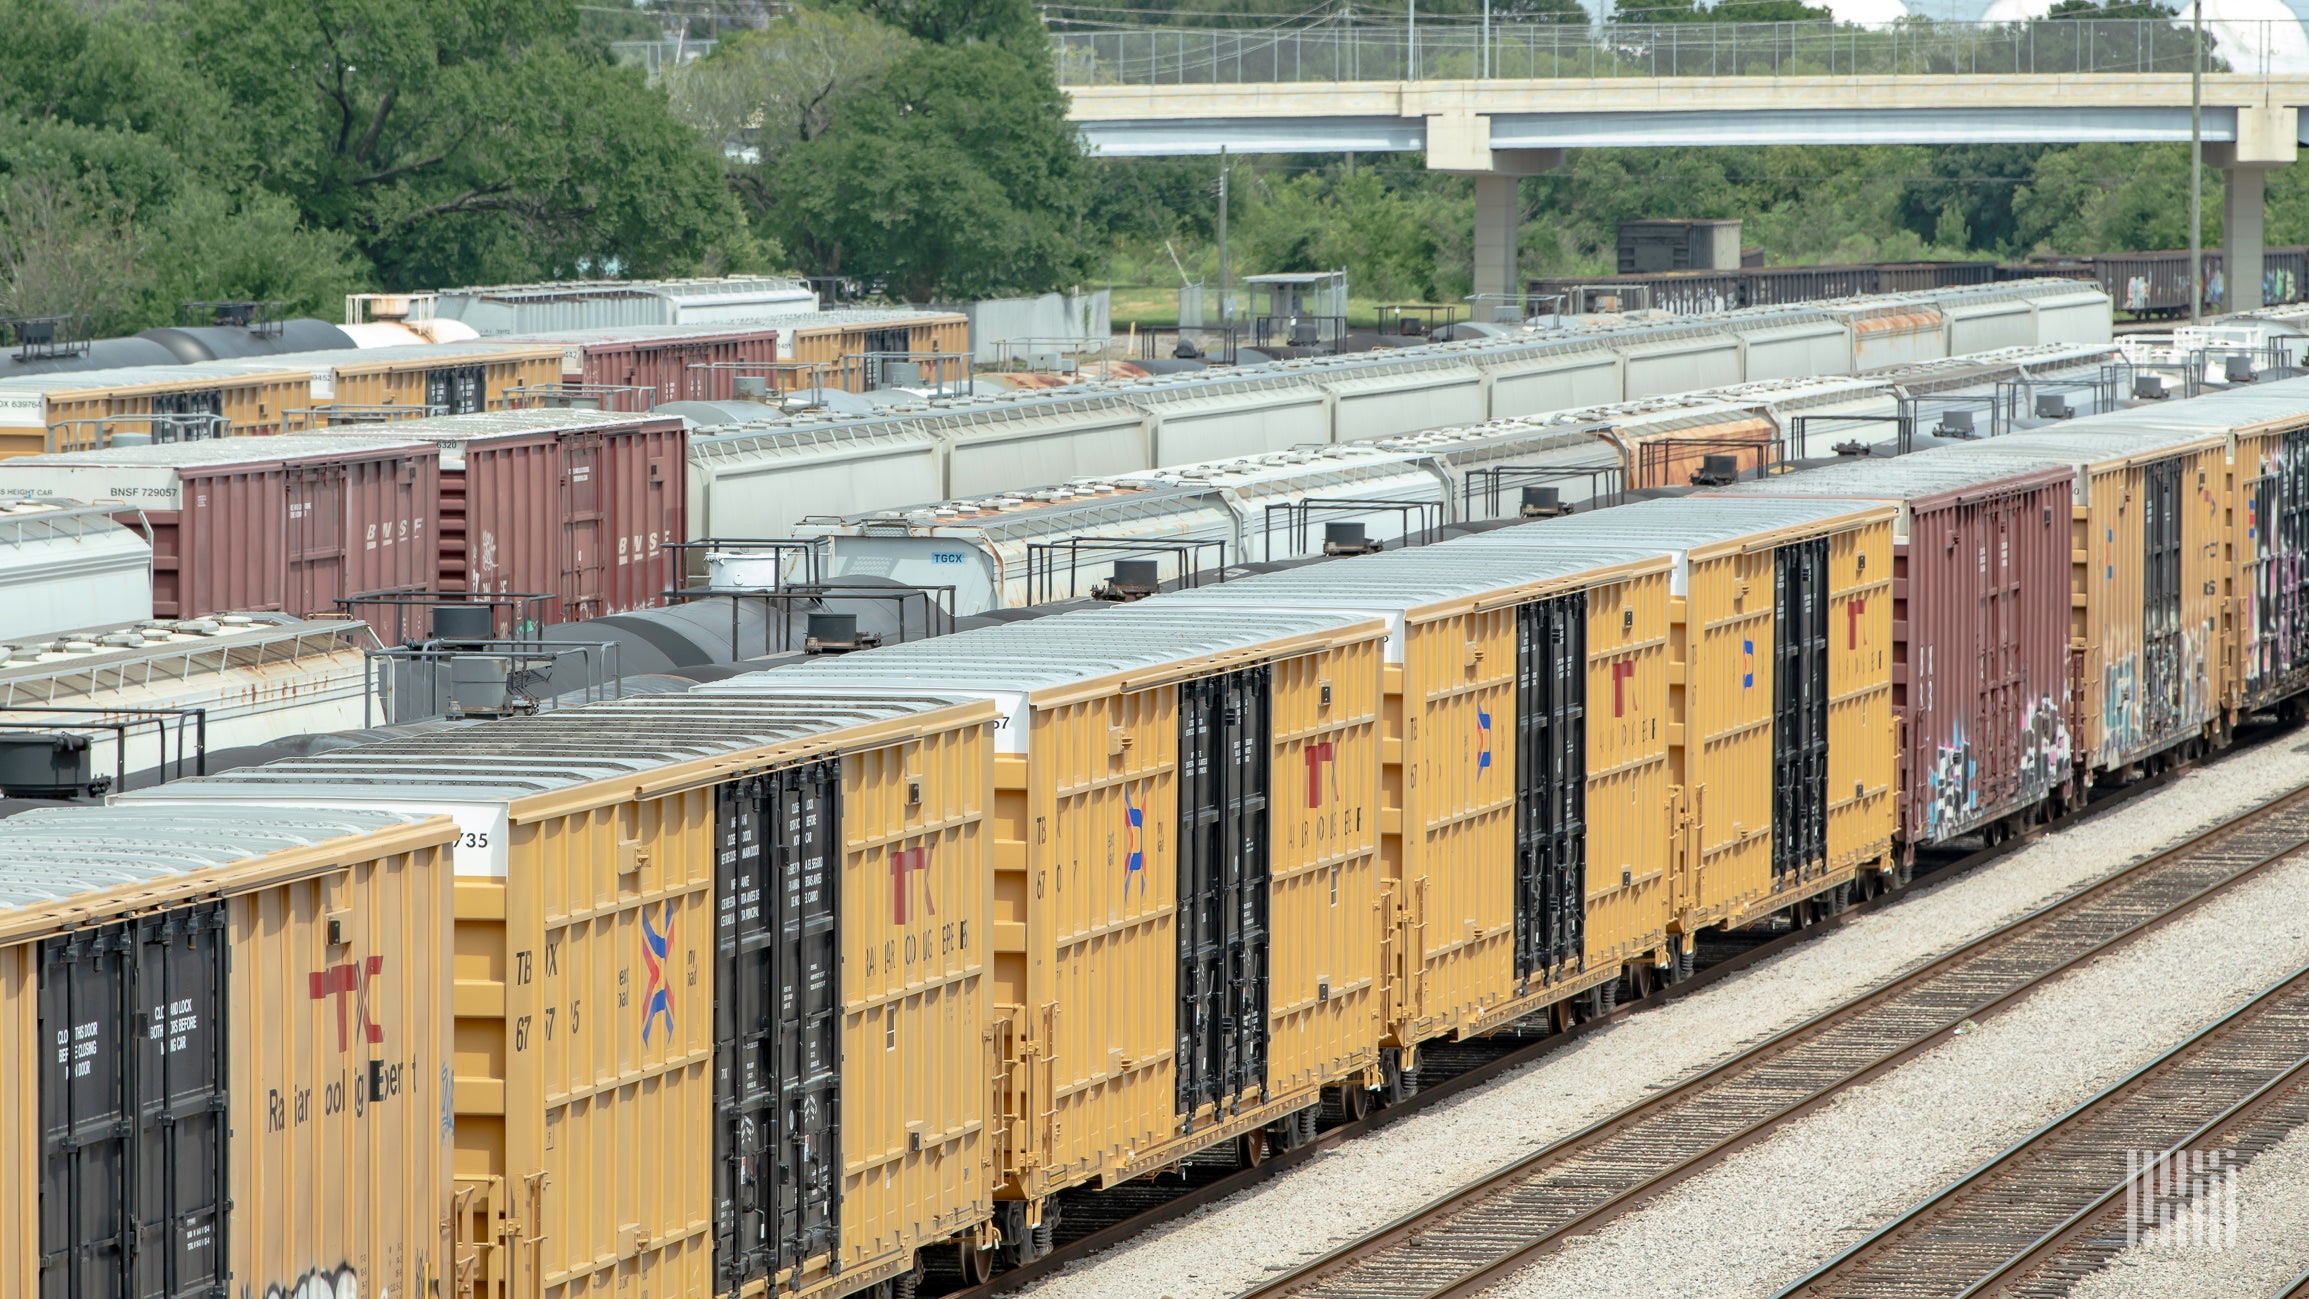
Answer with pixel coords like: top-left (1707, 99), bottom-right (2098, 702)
top-left (839, 0), bottom-right (1048, 50)
top-left (668, 7), bottom-right (916, 219)
top-left (1611, 0), bottom-right (1834, 22)
top-left (172, 0), bottom-right (755, 286)
top-left (768, 42), bottom-right (1094, 298)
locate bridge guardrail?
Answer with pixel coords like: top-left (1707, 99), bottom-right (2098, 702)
top-left (1052, 17), bottom-right (2281, 86)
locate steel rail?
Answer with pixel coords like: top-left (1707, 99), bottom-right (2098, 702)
top-left (935, 722), bottom-right (2301, 1299)
top-left (1231, 780), bottom-right (2309, 1299)
top-left (1782, 965), bottom-right (2309, 1298)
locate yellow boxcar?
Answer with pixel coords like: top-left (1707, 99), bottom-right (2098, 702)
top-left (785, 311), bottom-right (974, 391)
top-left (723, 605), bottom-right (1386, 1258)
top-left (128, 692), bottom-right (996, 1299)
top-left (201, 343), bottom-right (569, 426)
top-left (1149, 541), bottom-right (1676, 1054)
top-left (1455, 497), bottom-right (1898, 936)
top-left (2033, 381), bottom-right (2309, 718)
top-left (1923, 425), bottom-right (2230, 778)
top-left (0, 804), bottom-right (457, 1299)
top-left (0, 362), bottom-right (312, 456)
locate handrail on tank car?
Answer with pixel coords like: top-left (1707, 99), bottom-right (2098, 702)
top-left (285, 403), bottom-right (447, 432)
top-left (1898, 391), bottom-right (2009, 441)
top-left (46, 411), bottom-right (229, 453)
top-left (1262, 497), bottom-right (1444, 562)
top-left (1633, 435), bottom-right (1780, 489)
top-left (362, 638), bottom-right (622, 726)
top-left (662, 538), bottom-right (823, 590)
top-left (1025, 536), bottom-right (1229, 606)
top-left (1463, 464), bottom-right (1624, 520)
top-left (497, 382), bottom-right (658, 414)
top-left (335, 591), bottom-right (557, 646)
top-left (1783, 413), bottom-right (1911, 461)
top-left (661, 582), bottom-right (958, 658)
top-left (0, 705), bottom-right (208, 793)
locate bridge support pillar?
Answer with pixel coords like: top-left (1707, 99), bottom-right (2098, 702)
top-left (1426, 113), bottom-right (1561, 308)
top-left (1473, 175), bottom-right (1521, 304)
top-left (2209, 106), bottom-right (2298, 314)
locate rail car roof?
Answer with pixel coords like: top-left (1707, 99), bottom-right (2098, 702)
top-left (1703, 457), bottom-right (2077, 539)
top-left (1436, 496), bottom-right (1890, 593)
top-left (707, 607), bottom-right (1379, 698)
top-left (1130, 546), bottom-right (1669, 660)
top-left (123, 694), bottom-right (978, 805)
top-left (0, 804), bottom-right (431, 909)
top-left (2063, 375), bottom-right (2309, 435)
top-left (3, 433), bottom-right (431, 469)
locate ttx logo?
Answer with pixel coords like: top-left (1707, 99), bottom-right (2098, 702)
top-left (308, 956), bottom-right (385, 1052)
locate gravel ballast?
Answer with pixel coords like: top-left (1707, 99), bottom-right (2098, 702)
top-left (1018, 739), bottom-right (2309, 1299)
top-left (1486, 852), bottom-right (2309, 1299)
top-left (2059, 1121), bottom-right (2309, 1299)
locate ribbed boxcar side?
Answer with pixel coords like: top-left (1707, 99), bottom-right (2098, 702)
top-left (834, 717), bottom-right (993, 1287)
top-left (1261, 632), bottom-right (1384, 1110)
top-left (228, 822), bottom-right (457, 1299)
top-left (1823, 513), bottom-right (1897, 878)
top-left (1577, 566), bottom-right (1675, 972)
top-left (1709, 458), bottom-right (2080, 851)
top-left (126, 694), bottom-right (995, 1299)
top-left (1152, 548), bottom-right (1673, 1045)
top-left (1455, 498), bottom-right (1898, 933)
top-left (720, 608), bottom-right (1388, 1236)
top-left (0, 807), bottom-right (458, 1299)
top-left (1940, 430), bottom-right (2228, 778)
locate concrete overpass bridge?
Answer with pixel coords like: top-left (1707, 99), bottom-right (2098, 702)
top-left (1060, 18), bottom-right (2309, 308)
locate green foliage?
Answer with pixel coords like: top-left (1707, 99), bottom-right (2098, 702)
top-left (0, 0), bottom-right (759, 331)
top-left (766, 42), bottom-right (1093, 299)
top-left (838, 0), bottom-right (1047, 49)
top-left (1610, 0), bottom-right (1834, 22)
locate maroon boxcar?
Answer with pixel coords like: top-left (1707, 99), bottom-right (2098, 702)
top-left (494, 324), bottom-right (781, 410)
top-left (0, 435), bottom-right (438, 619)
top-left (314, 409), bottom-right (687, 630)
top-left (1710, 455), bottom-right (2078, 851)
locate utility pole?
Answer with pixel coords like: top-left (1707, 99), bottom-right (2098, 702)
top-left (1409, 0), bottom-right (1417, 79)
top-left (1217, 146), bottom-right (1231, 326)
top-left (2190, 0), bottom-right (2204, 325)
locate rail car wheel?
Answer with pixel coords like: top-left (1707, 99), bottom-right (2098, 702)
top-left (1674, 943), bottom-right (1694, 983)
top-left (1331, 1082), bottom-right (1374, 1124)
top-left (959, 1240), bottom-right (996, 1286)
top-left (1237, 1126), bottom-right (1271, 1167)
top-left (995, 1201), bottom-right (1048, 1270)
top-left (1380, 1048), bottom-right (1418, 1105)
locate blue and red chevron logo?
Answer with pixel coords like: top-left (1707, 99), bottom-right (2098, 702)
top-left (640, 903), bottom-right (673, 1045)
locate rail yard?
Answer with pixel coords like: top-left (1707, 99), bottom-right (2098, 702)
top-left (9, 272), bottom-right (2309, 1299)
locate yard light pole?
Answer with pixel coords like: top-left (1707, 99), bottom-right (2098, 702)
top-left (2190, 0), bottom-right (2203, 325)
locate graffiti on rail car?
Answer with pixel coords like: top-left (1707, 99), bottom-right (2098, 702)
top-left (259, 1263), bottom-right (363, 1299)
top-left (2100, 624), bottom-right (2214, 769)
top-left (1921, 692), bottom-right (2072, 840)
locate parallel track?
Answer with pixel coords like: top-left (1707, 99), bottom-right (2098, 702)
top-left (1779, 964), bottom-right (2309, 1298)
top-left (1232, 782), bottom-right (2309, 1299)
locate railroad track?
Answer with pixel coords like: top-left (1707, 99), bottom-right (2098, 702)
top-left (1778, 963), bottom-right (2309, 1298)
top-left (1229, 782), bottom-right (2309, 1299)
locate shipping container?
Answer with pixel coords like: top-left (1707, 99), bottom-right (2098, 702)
top-left (0, 436), bottom-right (439, 620)
top-left (312, 409), bottom-right (685, 630)
top-left (129, 691), bottom-right (997, 1299)
top-left (1708, 457), bottom-right (2079, 851)
top-left (200, 344), bottom-right (569, 426)
top-left (1150, 542), bottom-right (1675, 1047)
top-left (493, 324), bottom-right (783, 410)
top-left (0, 498), bottom-right (153, 640)
top-left (1452, 497), bottom-right (1898, 933)
top-left (0, 803), bottom-right (457, 1299)
top-left (708, 607), bottom-right (1386, 1218)
top-left (0, 363), bottom-right (313, 457)
top-left (1916, 424), bottom-right (2230, 778)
